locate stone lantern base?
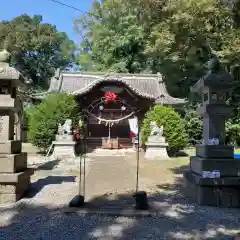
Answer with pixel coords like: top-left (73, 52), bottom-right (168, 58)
top-left (184, 171), bottom-right (240, 208)
top-left (184, 144), bottom-right (240, 208)
top-left (0, 141), bottom-right (34, 204)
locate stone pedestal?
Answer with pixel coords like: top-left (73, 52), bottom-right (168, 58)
top-left (184, 59), bottom-right (240, 207)
top-left (52, 134), bottom-right (76, 159)
top-left (184, 144), bottom-right (240, 207)
top-left (195, 144), bottom-right (234, 159)
top-left (0, 167), bottom-right (33, 204)
top-left (184, 170), bottom-right (240, 207)
top-left (0, 51), bottom-right (33, 204)
top-left (144, 136), bottom-right (170, 160)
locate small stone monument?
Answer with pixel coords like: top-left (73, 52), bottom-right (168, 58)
top-left (0, 49), bottom-right (33, 204)
top-left (184, 57), bottom-right (240, 207)
top-left (144, 121), bottom-right (170, 160)
top-left (52, 119), bottom-right (76, 159)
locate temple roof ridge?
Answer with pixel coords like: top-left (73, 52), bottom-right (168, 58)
top-left (46, 70), bottom-right (186, 105)
top-left (71, 74), bottom-right (156, 99)
top-left (60, 70), bottom-right (162, 78)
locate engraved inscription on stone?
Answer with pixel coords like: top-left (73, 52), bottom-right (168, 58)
top-left (0, 115), bottom-right (10, 140)
top-left (0, 117), bottom-right (3, 137)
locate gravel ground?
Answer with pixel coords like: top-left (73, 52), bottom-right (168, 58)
top-left (0, 203), bottom-right (239, 240)
top-left (0, 155), bottom-right (239, 239)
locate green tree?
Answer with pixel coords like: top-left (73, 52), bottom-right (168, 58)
top-left (74, 0), bottom-right (148, 73)
top-left (184, 107), bottom-right (202, 146)
top-left (28, 93), bottom-right (81, 151)
top-left (0, 14), bottom-right (77, 89)
top-left (74, 0), bottom-right (240, 98)
top-left (226, 120), bottom-right (240, 147)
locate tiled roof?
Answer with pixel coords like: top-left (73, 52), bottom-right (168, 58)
top-left (48, 71), bottom-right (186, 105)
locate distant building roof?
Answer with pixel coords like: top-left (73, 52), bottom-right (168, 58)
top-left (46, 71), bottom-right (186, 105)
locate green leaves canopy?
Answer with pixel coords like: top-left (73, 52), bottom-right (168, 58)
top-left (74, 0), bottom-right (240, 98)
top-left (0, 14), bottom-right (76, 89)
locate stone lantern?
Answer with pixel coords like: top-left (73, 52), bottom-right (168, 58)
top-left (184, 57), bottom-right (240, 207)
top-left (0, 49), bottom-right (33, 204)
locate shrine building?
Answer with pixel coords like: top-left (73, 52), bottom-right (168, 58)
top-left (33, 70), bottom-right (186, 149)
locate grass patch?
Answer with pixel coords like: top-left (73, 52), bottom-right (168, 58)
top-left (126, 151), bottom-right (189, 185)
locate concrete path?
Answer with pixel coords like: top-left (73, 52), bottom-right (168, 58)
top-left (85, 155), bottom-right (136, 206)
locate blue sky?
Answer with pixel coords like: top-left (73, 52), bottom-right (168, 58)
top-left (1, 0), bottom-right (93, 43)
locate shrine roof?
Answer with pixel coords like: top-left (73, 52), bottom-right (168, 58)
top-left (47, 71), bottom-right (186, 105)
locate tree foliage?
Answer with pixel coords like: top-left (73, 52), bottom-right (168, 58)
top-left (28, 93), bottom-right (81, 151)
top-left (141, 105), bottom-right (188, 153)
top-left (0, 14), bottom-right (76, 89)
top-left (226, 120), bottom-right (240, 147)
top-left (74, 0), bottom-right (240, 98)
top-left (184, 107), bottom-right (203, 146)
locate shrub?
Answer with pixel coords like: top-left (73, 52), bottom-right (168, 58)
top-left (23, 105), bottom-right (37, 142)
top-left (141, 104), bottom-right (188, 153)
top-left (23, 104), bottom-right (37, 130)
top-left (184, 108), bottom-right (202, 146)
top-left (28, 93), bottom-right (81, 151)
top-left (226, 120), bottom-right (240, 147)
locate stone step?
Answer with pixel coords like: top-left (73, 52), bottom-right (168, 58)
top-left (90, 149), bottom-right (125, 156)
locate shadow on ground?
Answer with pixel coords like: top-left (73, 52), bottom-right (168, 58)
top-left (24, 175), bottom-right (76, 198)
top-left (0, 167), bottom-right (239, 239)
top-left (170, 165), bottom-right (189, 175)
top-left (168, 150), bottom-right (189, 157)
top-left (36, 160), bottom-right (61, 170)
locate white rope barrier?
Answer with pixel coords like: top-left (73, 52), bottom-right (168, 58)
top-left (86, 110), bottom-right (139, 125)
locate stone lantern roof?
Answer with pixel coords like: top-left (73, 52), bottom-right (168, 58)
top-left (191, 57), bottom-right (239, 93)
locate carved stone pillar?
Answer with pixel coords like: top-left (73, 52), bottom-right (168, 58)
top-left (14, 111), bottom-right (23, 141)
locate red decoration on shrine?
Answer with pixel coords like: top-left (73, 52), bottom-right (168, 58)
top-left (129, 131), bottom-right (136, 138)
top-left (104, 91), bottom-right (117, 102)
top-left (73, 126), bottom-right (80, 140)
